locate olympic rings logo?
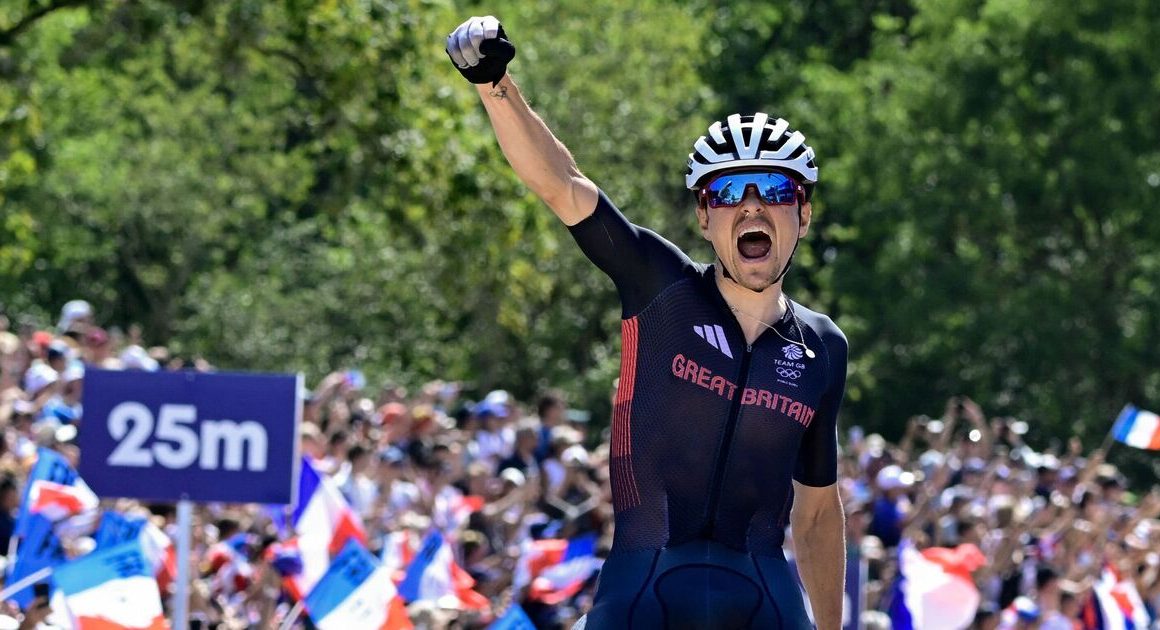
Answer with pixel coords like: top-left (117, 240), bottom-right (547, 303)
top-left (776, 367), bottom-right (801, 379)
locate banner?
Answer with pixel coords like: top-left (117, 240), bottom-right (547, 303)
top-left (80, 369), bottom-right (301, 504)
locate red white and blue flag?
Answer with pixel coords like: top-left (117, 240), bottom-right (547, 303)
top-left (287, 457), bottom-right (367, 600)
top-left (93, 511), bottom-right (178, 591)
top-left (381, 529), bottom-right (419, 582)
top-left (1082, 565), bottom-right (1152, 630)
top-left (397, 531), bottom-right (489, 611)
top-left (1111, 405), bottom-right (1160, 451)
top-left (15, 448), bottom-right (88, 537)
top-left (888, 542), bottom-right (986, 630)
top-left (7, 448), bottom-right (87, 608)
top-left (26, 479), bottom-right (99, 522)
top-left (52, 539), bottom-right (168, 629)
top-left (514, 533), bottom-right (603, 605)
top-left (304, 539), bottom-right (411, 630)
top-left (206, 533), bottom-right (256, 597)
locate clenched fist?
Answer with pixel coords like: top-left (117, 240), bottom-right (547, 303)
top-left (445, 15), bottom-right (516, 86)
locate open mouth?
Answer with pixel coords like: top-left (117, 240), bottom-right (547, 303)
top-left (737, 228), bottom-right (773, 261)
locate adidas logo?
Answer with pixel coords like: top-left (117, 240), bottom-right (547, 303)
top-left (693, 324), bottom-right (733, 358)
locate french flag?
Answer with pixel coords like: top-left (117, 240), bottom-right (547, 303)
top-left (1111, 405), bottom-right (1160, 451)
top-left (288, 457), bottom-right (367, 600)
top-left (514, 533), bottom-right (603, 605)
top-left (304, 539), bottom-right (412, 630)
top-left (889, 542), bottom-right (986, 630)
top-left (93, 512), bottom-right (177, 590)
top-left (52, 539), bottom-right (168, 630)
top-left (381, 530), bottom-right (419, 582)
top-left (206, 534), bottom-right (255, 596)
top-left (1082, 565), bottom-right (1152, 629)
top-left (16, 448), bottom-right (88, 538)
top-left (27, 479), bottom-right (99, 522)
top-left (397, 531), bottom-right (489, 611)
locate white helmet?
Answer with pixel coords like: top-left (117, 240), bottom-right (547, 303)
top-left (685, 113), bottom-right (817, 193)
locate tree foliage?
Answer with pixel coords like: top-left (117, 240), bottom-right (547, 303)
top-left (2, 0), bottom-right (1158, 460)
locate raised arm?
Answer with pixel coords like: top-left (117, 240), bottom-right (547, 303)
top-left (447, 16), bottom-right (598, 225)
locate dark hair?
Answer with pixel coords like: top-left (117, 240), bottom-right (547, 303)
top-left (538, 391), bottom-right (566, 417)
top-left (1036, 565), bottom-right (1059, 590)
top-left (347, 444), bottom-right (368, 462)
top-left (956, 518), bottom-right (977, 538)
top-left (215, 518), bottom-right (240, 539)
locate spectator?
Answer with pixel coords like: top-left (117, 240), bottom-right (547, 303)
top-left (497, 420), bottom-right (540, 479)
top-left (869, 464), bottom-right (914, 548)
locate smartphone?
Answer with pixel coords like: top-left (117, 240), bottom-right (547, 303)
top-left (344, 370), bottom-right (366, 390)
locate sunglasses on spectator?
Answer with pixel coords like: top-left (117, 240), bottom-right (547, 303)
top-left (700, 171), bottom-right (803, 209)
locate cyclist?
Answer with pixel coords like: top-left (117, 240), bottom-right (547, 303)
top-left (448, 15), bottom-right (847, 629)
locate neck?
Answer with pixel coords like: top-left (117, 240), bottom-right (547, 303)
top-left (714, 262), bottom-right (787, 325)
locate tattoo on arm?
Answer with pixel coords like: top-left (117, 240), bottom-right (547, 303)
top-left (489, 84), bottom-right (508, 99)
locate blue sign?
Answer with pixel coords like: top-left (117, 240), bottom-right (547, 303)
top-left (79, 369), bottom-right (301, 504)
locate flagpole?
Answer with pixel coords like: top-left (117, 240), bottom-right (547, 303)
top-left (0, 566), bottom-right (53, 602)
top-left (277, 600), bottom-right (305, 630)
top-left (1097, 405), bottom-right (1129, 459)
top-left (173, 498), bottom-right (193, 630)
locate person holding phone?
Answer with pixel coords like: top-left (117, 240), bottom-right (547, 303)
top-left (447, 16), bottom-right (848, 629)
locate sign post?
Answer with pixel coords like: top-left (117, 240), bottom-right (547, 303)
top-left (174, 499), bottom-right (193, 630)
top-left (80, 369), bottom-right (302, 629)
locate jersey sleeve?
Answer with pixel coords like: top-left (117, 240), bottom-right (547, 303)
top-left (794, 320), bottom-right (847, 487)
top-left (567, 190), bottom-right (693, 317)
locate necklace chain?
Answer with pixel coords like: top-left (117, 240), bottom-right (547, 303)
top-left (726, 297), bottom-right (815, 358)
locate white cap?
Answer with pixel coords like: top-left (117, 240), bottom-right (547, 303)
top-left (23, 362), bottom-right (60, 395)
top-left (120, 345), bottom-right (159, 371)
top-left (484, 389), bottom-right (511, 406)
top-left (62, 360), bottom-right (85, 383)
top-left (57, 299), bottom-right (93, 331)
top-left (876, 465), bottom-right (915, 491)
top-left (562, 444), bottom-right (590, 467)
top-left (499, 467), bottom-right (526, 487)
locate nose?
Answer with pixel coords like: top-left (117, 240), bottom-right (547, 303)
top-left (739, 185), bottom-right (764, 213)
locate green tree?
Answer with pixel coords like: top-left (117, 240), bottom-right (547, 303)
top-left (799, 0), bottom-right (1160, 447)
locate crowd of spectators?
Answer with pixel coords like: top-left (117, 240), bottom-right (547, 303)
top-left (0, 300), bottom-right (1157, 629)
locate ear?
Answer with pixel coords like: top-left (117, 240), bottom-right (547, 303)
top-left (695, 195), bottom-right (711, 240)
top-left (797, 201), bottom-right (812, 238)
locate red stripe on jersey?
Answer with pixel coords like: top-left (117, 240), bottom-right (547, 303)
top-left (613, 317), bottom-right (639, 457)
top-left (612, 317), bottom-right (641, 509)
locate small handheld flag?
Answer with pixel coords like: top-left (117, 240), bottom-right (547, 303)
top-left (1111, 405), bottom-right (1160, 451)
top-left (53, 539), bottom-right (169, 629)
top-left (303, 539), bottom-right (411, 630)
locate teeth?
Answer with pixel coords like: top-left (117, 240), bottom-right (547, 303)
top-left (739, 226), bottom-right (770, 237)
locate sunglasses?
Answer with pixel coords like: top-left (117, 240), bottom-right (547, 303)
top-left (700, 171), bottom-right (803, 209)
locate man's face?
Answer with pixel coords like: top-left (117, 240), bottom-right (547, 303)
top-left (696, 172), bottom-right (812, 292)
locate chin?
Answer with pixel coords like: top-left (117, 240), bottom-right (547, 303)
top-left (731, 260), bottom-right (780, 291)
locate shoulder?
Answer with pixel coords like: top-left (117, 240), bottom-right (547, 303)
top-left (791, 302), bottom-right (847, 348)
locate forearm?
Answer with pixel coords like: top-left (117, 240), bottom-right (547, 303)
top-left (476, 75), bottom-right (596, 224)
top-left (791, 493), bottom-right (846, 630)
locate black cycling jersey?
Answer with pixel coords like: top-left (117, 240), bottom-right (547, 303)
top-left (568, 191), bottom-right (847, 629)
